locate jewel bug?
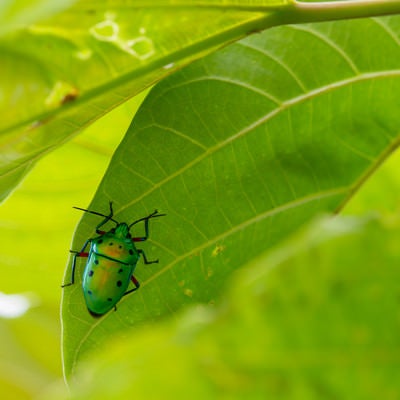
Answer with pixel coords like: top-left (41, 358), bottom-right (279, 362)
top-left (62, 202), bottom-right (165, 317)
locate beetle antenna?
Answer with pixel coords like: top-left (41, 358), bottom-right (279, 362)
top-left (128, 209), bottom-right (166, 229)
top-left (73, 204), bottom-right (119, 225)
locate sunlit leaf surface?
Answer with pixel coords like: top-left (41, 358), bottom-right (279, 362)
top-left (0, 0), bottom-right (288, 201)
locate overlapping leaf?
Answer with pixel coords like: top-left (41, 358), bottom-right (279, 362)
top-left (0, 0), bottom-right (289, 201)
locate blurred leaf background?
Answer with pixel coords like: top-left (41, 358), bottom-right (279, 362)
top-left (2, 1), bottom-right (400, 399)
top-left (0, 93), bottom-right (147, 398)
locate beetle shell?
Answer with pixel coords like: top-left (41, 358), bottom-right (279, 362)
top-left (82, 231), bottom-right (140, 315)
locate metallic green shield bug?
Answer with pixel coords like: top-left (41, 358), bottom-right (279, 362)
top-left (62, 202), bottom-right (165, 317)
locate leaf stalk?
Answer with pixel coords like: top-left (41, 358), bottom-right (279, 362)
top-left (284, 0), bottom-right (400, 24)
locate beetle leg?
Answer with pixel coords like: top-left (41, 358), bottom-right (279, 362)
top-left (123, 275), bottom-right (141, 296)
top-left (131, 210), bottom-right (166, 242)
top-left (62, 239), bottom-right (91, 287)
top-left (73, 201), bottom-right (118, 234)
top-left (95, 201), bottom-right (115, 234)
top-left (137, 249), bottom-right (159, 264)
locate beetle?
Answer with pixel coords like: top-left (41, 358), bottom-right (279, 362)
top-left (62, 202), bottom-right (165, 317)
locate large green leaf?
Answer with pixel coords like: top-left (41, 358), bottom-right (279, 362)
top-left (62, 17), bottom-right (400, 378)
top-left (3, 0), bottom-right (400, 202)
top-left (65, 214), bottom-right (400, 399)
top-left (0, 0), bottom-right (290, 201)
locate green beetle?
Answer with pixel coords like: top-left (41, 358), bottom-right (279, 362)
top-left (62, 202), bottom-right (165, 317)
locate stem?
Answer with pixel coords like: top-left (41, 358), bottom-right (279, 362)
top-left (284, 0), bottom-right (400, 24)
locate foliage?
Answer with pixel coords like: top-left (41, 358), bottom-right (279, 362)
top-left (1, 1), bottom-right (400, 399)
top-left (65, 214), bottom-right (400, 399)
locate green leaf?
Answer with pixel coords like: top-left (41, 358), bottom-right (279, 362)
top-left (4, 0), bottom-right (400, 202)
top-left (62, 17), bottom-right (400, 378)
top-left (0, 0), bottom-right (289, 201)
top-left (0, 0), bottom-right (75, 36)
top-left (66, 214), bottom-right (400, 399)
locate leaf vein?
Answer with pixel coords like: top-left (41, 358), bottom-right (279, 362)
top-left (117, 70), bottom-right (400, 216)
top-left (238, 41), bottom-right (308, 92)
top-left (288, 25), bottom-right (360, 75)
top-left (142, 187), bottom-right (348, 288)
top-left (371, 17), bottom-right (400, 47)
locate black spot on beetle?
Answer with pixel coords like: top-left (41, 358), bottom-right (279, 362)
top-left (94, 259), bottom-right (99, 265)
top-left (108, 298), bottom-right (113, 302)
top-left (88, 290), bottom-right (92, 295)
top-left (89, 270), bottom-right (94, 277)
top-left (109, 242), bottom-right (113, 246)
top-left (117, 280), bottom-right (122, 287)
top-left (98, 239), bottom-right (103, 244)
top-left (129, 249), bottom-right (134, 255)
top-left (118, 268), bottom-right (123, 273)
top-left (119, 245), bottom-right (122, 249)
